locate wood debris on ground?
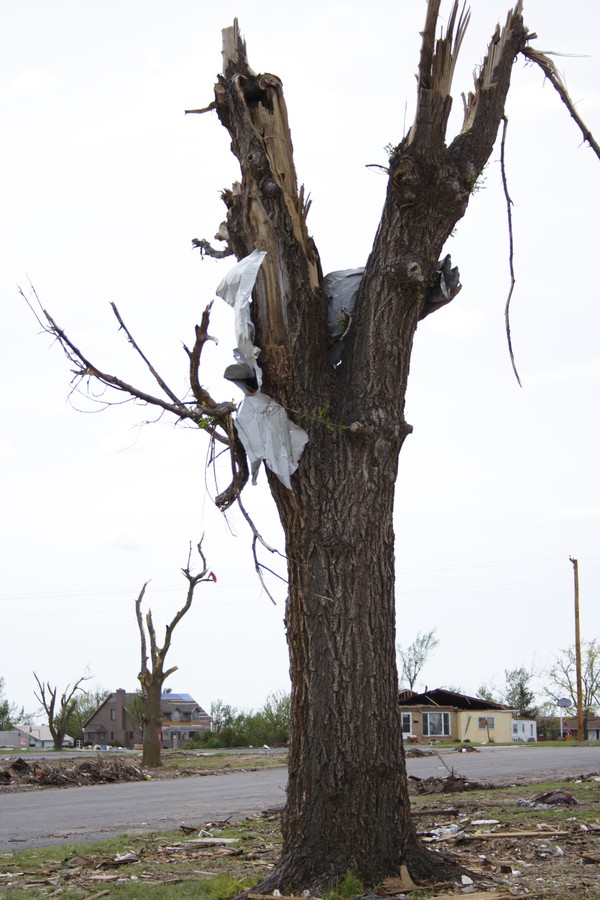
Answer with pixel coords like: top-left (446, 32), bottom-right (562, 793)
top-left (408, 772), bottom-right (492, 794)
top-left (0, 756), bottom-right (147, 787)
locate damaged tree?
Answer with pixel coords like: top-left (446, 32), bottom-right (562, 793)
top-left (25, 0), bottom-right (600, 891)
top-left (200, 5), bottom-right (534, 889)
top-left (136, 543), bottom-right (216, 767)
top-left (33, 672), bottom-right (89, 751)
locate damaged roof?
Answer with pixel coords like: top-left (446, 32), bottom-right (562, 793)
top-left (398, 687), bottom-right (510, 711)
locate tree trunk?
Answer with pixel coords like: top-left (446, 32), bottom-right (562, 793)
top-left (141, 679), bottom-right (163, 767)
top-left (210, 5), bottom-right (527, 890)
top-left (278, 431), bottom-right (419, 886)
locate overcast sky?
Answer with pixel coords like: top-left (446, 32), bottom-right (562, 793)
top-left (2, 0), bottom-right (599, 720)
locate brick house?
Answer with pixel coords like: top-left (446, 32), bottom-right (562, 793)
top-left (83, 689), bottom-right (211, 749)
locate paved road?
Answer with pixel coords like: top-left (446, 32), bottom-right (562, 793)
top-left (1, 746), bottom-right (598, 851)
top-left (407, 744), bottom-right (599, 785)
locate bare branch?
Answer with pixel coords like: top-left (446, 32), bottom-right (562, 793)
top-left (215, 417), bottom-right (250, 511)
top-left (146, 609), bottom-right (158, 671)
top-left (500, 116), bottom-right (522, 387)
top-left (136, 581), bottom-right (151, 686)
top-left (110, 302), bottom-right (184, 408)
top-left (163, 543), bottom-right (214, 653)
top-left (184, 304), bottom-right (221, 406)
top-left (236, 494), bottom-right (287, 605)
top-left (41, 305), bottom-right (193, 417)
top-left (21, 283), bottom-right (237, 436)
top-left (521, 46), bottom-right (600, 161)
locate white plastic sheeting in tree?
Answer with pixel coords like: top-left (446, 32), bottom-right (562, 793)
top-left (216, 250), bottom-right (309, 489)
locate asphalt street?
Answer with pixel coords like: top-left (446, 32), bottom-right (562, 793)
top-left (1, 746), bottom-right (598, 851)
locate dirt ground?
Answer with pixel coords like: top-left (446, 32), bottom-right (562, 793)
top-left (1, 755), bottom-right (599, 897)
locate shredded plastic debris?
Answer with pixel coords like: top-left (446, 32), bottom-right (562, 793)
top-left (323, 267), bottom-right (364, 366)
top-left (216, 250), bottom-right (309, 489)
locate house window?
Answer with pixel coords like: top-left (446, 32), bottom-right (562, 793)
top-left (110, 709), bottom-right (116, 720)
top-left (423, 712), bottom-right (450, 737)
top-left (478, 716), bottom-right (495, 730)
top-left (401, 713), bottom-right (412, 734)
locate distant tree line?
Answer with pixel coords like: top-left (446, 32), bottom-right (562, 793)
top-left (3, 636), bottom-right (596, 752)
top-left (185, 691), bottom-right (291, 749)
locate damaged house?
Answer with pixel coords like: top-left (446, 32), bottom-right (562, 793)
top-left (398, 688), bottom-right (513, 743)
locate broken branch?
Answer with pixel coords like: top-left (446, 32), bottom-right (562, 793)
top-left (500, 116), bottom-right (522, 387)
top-left (520, 46), bottom-right (600, 161)
top-left (191, 237), bottom-right (233, 259)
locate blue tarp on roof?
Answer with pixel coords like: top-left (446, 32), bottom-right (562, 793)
top-left (161, 693), bottom-right (195, 702)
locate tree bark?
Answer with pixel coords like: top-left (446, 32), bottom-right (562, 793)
top-left (141, 676), bottom-right (163, 767)
top-left (210, 3), bottom-right (528, 890)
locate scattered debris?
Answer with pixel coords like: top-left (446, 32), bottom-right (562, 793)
top-left (0, 756), bottom-right (146, 788)
top-left (378, 864), bottom-right (418, 895)
top-left (2, 789), bottom-right (600, 897)
top-left (531, 788), bottom-right (579, 806)
top-left (0, 751), bottom-right (286, 793)
top-left (421, 253), bottom-right (461, 318)
top-left (457, 829), bottom-right (570, 842)
top-left (405, 747), bottom-right (434, 758)
top-left (408, 773), bottom-right (491, 794)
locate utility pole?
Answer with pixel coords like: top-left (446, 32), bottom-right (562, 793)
top-left (569, 556), bottom-right (585, 742)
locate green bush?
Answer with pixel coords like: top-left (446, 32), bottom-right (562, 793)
top-left (184, 692), bottom-right (290, 749)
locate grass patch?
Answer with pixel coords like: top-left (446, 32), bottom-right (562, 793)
top-left (159, 751), bottom-right (287, 772)
top-left (324, 871), bottom-right (365, 900)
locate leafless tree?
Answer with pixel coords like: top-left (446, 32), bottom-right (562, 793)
top-left (136, 542), bottom-right (216, 767)
top-left (23, 1), bottom-right (600, 890)
top-left (33, 672), bottom-right (89, 750)
top-left (397, 629), bottom-right (440, 691)
top-left (545, 640), bottom-right (600, 738)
